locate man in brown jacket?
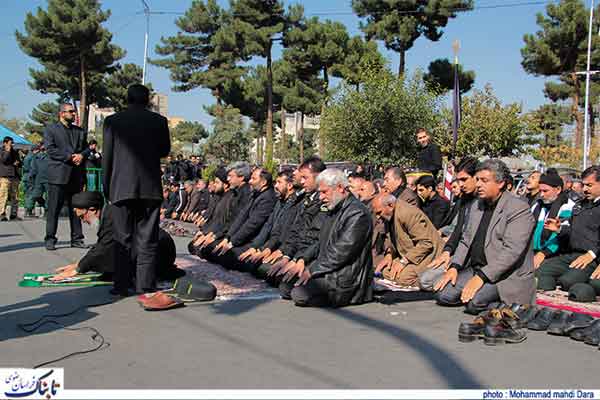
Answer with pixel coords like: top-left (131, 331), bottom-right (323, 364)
top-left (372, 193), bottom-right (443, 287)
top-left (382, 167), bottom-right (420, 208)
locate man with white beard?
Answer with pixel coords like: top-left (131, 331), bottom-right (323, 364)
top-left (278, 168), bottom-right (374, 307)
top-left (51, 192), bottom-right (184, 284)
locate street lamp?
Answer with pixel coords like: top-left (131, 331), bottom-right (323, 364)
top-left (582, 0), bottom-right (596, 169)
top-left (141, 0), bottom-right (150, 85)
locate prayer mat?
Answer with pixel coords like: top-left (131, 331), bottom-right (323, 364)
top-left (536, 290), bottom-right (600, 318)
top-left (160, 220), bottom-right (198, 238)
top-left (374, 278), bottom-right (421, 292)
top-left (18, 272), bottom-right (112, 288)
top-left (176, 255), bottom-right (277, 299)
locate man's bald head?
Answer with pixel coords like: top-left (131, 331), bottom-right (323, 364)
top-left (371, 193), bottom-right (397, 221)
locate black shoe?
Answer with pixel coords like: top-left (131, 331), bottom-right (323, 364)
top-left (71, 241), bottom-right (90, 249)
top-left (571, 320), bottom-right (600, 341)
top-left (527, 307), bottom-right (558, 331)
top-left (0, 215), bottom-right (7, 222)
top-left (547, 310), bottom-right (572, 336)
top-left (483, 319), bottom-right (527, 346)
top-left (459, 309), bottom-right (503, 343)
top-left (563, 313), bottom-right (595, 335)
top-left (513, 305), bottom-right (539, 329)
top-left (583, 321), bottom-right (600, 346)
top-left (45, 241), bottom-right (57, 251)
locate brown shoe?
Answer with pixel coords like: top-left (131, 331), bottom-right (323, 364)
top-left (138, 292), bottom-right (184, 311)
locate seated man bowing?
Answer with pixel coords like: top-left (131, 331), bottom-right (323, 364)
top-left (52, 191), bottom-right (184, 282)
top-left (434, 159), bottom-right (536, 313)
top-left (280, 168), bottom-right (373, 308)
top-left (370, 193), bottom-right (444, 289)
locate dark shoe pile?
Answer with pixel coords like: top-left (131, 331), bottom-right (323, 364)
top-left (160, 220), bottom-right (197, 237)
top-left (459, 302), bottom-right (600, 348)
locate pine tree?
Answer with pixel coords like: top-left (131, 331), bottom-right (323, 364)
top-left (352, 0), bottom-right (474, 75)
top-left (25, 101), bottom-right (60, 141)
top-left (521, 0), bottom-right (600, 148)
top-left (153, 0), bottom-right (242, 106)
top-left (423, 58), bottom-right (475, 94)
top-left (330, 36), bottom-right (386, 91)
top-left (98, 63), bottom-right (150, 112)
top-left (16, 0), bottom-right (124, 129)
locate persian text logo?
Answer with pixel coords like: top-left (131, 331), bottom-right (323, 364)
top-left (1, 369), bottom-right (63, 399)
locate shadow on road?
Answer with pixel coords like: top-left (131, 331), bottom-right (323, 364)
top-left (0, 287), bottom-right (116, 343)
top-left (0, 233), bottom-right (22, 239)
top-left (0, 241), bottom-right (70, 253)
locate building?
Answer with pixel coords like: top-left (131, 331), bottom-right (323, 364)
top-left (168, 116), bottom-right (185, 129)
top-left (151, 93), bottom-right (168, 117)
top-left (87, 104), bottom-right (115, 135)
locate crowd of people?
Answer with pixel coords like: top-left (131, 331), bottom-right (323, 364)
top-left (159, 134), bottom-right (600, 314)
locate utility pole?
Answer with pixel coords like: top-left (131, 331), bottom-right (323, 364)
top-left (141, 0), bottom-right (150, 85)
top-left (583, 0), bottom-right (595, 170)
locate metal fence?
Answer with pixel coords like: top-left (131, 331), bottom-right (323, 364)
top-left (86, 168), bottom-right (103, 193)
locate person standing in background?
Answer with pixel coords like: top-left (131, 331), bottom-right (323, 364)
top-left (43, 103), bottom-right (87, 250)
top-left (0, 137), bottom-right (22, 221)
top-left (416, 128), bottom-right (442, 179)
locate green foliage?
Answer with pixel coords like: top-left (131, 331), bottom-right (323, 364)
top-left (352, 0), bottom-right (474, 74)
top-left (98, 63), bottom-right (149, 112)
top-left (203, 106), bottom-right (251, 163)
top-left (25, 102), bottom-right (59, 139)
top-left (171, 121), bottom-right (209, 145)
top-left (152, 0), bottom-right (243, 103)
top-left (423, 58), bottom-right (475, 95)
top-left (524, 103), bottom-right (572, 147)
top-left (201, 163), bottom-right (218, 181)
top-left (521, 0), bottom-right (600, 147)
top-left (330, 36), bottom-right (387, 90)
top-left (320, 69), bottom-right (442, 166)
top-left (16, 0), bottom-right (125, 126)
top-left (0, 104), bottom-right (30, 142)
top-left (439, 84), bottom-right (533, 158)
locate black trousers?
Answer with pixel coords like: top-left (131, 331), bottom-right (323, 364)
top-left (111, 199), bottom-right (161, 294)
top-left (45, 183), bottom-right (83, 244)
top-left (279, 279), bottom-right (332, 307)
top-left (536, 252), bottom-right (598, 291)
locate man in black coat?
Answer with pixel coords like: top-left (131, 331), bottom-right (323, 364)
top-left (52, 192), bottom-right (184, 283)
top-left (416, 175), bottom-right (450, 229)
top-left (102, 84), bottom-right (171, 295)
top-left (280, 168), bottom-right (374, 307)
top-left (416, 128), bottom-right (442, 178)
top-left (209, 167), bottom-right (277, 268)
top-left (43, 103), bottom-right (88, 250)
top-left (0, 137), bottom-right (21, 221)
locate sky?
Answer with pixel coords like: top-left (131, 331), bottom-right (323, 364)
top-left (0, 0), bottom-right (564, 129)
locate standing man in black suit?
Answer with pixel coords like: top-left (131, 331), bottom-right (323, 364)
top-left (416, 128), bottom-right (442, 179)
top-left (103, 85), bottom-right (171, 295)
top-left (43, 103), bottom-right (88, 251)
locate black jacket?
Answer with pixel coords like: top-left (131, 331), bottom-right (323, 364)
top-left (187, 188), bottom-right (210, 214)
top-left (226, 187), bottom-right (277, 247)
top-left (212, 183), bottom-right (252, 238)
top-left (202, 190), bottom-right (235, 235)
top-left (43, 122), bottom-right (87, 186)
top-left (417, 143), bottom-right (442, 177)
top-left (279, 191), bottom-right (322, 258)
top-left (259, 191), bottom-right (305, 250)
top-left (84, 148), bottom-right (102, 169)
top-left (0, 148), bottom-right (20, 178)
top-left (443, 194), bottom-right (477, 254)
top-left (308, 194), bottom-right (374, 307)
top-left (102, 106), bottom-right (170, 203)
top-left (422, 193), bottom-right (450, 229)
top-left (559, 199), bottom-right (600, 255)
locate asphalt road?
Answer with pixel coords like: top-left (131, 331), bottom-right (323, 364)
top-left (1, 217), bottom-right (599, 390)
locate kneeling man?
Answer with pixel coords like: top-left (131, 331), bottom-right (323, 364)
top-left (281, 169), bottom-right (373, 307)
top-left (53, 191), bottom-right (184, 283)
top-left (434, 159), bottom-right (536, 313)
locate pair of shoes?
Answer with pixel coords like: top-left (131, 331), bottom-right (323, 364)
top-left (570, 320), bottom-right (600, 345)
top-left (459, 308), bottom-right (527, 345)
top-left (527, 307), bottom-right (560, 331)
top-left (71, 241), bottom-right (90, 249)
top-left (547, 311), bottom-right (595, 336)
top-left (45, 241), bottom-right (57, 251)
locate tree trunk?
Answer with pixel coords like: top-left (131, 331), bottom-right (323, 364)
top-left (79, 55), bottom-right (87, 130)
top-left (281, 107), bottom-right (286, 163)
top-left (299, 113), bottom-right (305, 163)
top-left (572, 73), bottom-right (583, 149)
top-left (257, 135), bottom-right (263, 165)
top-left (398, 49), bottom-right (406, 76)
top-left (265, 40), bottom-right (274, 166)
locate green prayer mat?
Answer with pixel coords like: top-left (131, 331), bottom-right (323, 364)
top-left (19, 272), bottom-right (112, 288)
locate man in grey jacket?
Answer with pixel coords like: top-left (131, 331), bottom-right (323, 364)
top-left (434, 159), bottom-right (536, 313)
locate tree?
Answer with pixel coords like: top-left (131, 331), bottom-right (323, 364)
top-left (521, 0), bottom-right (600, 148)
top-left (284, 17), bottom-right (349, 156)
top-left (330, 36), bottom-right (387, 91)
top-left (99, 63), bottom-right (149, 112)
top-left (423, 58), bottom-right (475, 94)
top-left (203, 106), bottom-right (251, 163)
top-left (0, 104), bottom-right (30, 142)
top-left (16, 0), bottom-right (125, 129)
top-left (171, 121), bottom-right (209, 145)
top-left (352, 0), bottom-right (474, 75)
top-left (320, 69), bottom-right (442, 166)
top-left (226, 0), bottom-right (288, 168)
top-left (153, 0), bottom-right (243, 106)
top-left (524, 103), bottom-right (572, 147)
top-left (438, 84), bottom-right (533, 158)
top-left (24, 101), bottom-right (60, 143)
